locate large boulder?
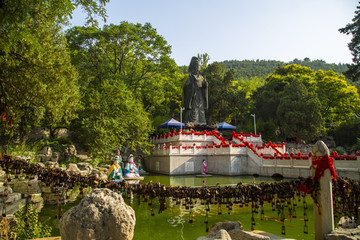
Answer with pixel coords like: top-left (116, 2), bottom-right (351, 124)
top-left (28, 127), bottom-right (50, 141)
top-left (325, 225), bottom-right (360, 240)
top-left (197, 229), bottom-right (232, 240)
top-left (12, 179), bottom-right (41, 194)
top-left (50, 152), bottom-right (60, 162)
top-left (65, 145), bottom-right (77, 156)
top-left (208, 221), bottom-right (243, 233)
top-left (197, 221), bottom-right (271, 240)
top-left (67, 164), bottom-right (81, 174)
top-left (55, 128), bottom-right (71, 139)
top-left (197, 222), bottom-right (241, 240)
top-left (59, 188), bottom-right (135, 240)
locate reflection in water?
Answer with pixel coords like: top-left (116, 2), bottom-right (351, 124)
top-left (167, 216), bottom-right (185, 240)
top-left (142, 174), bottom-right (275, 187)
top-left (39, 175), bottom-right (314, 240)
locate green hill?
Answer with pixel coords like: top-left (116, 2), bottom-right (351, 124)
top-left (221, 58), bottom-right (349, 80)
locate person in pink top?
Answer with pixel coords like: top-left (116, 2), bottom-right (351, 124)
top-left (201, 159), bottom-right (208, 175)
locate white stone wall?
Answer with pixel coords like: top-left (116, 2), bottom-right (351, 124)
top-left (148, 132), bottom-right (360, 179)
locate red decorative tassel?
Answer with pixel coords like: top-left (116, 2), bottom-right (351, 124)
top-left (312, 156), bottom-right (337, 180)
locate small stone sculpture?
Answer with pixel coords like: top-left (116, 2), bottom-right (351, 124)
top-left (124, 154), bottom-right (140, 179)
top-left (107, 154), bottom-right (123, 180)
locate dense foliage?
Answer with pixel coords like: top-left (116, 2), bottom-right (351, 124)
top-left (221, 59), bottom-right (348, 80)
top-left (2, 1), bottom-right (360, 239)
top-left (66, 22), bottom-right (183, 156)
top-left (203, 62), bottom-right (250, 127)
top-left (339, 1), bottom-right (360, 82)
top-left (2, 0), bottom-right (360, 161)
top-left (15, 204), bottom-right (52, 240)
top-left (0, 0), bottom-right (108, 143)
top-left (329, 118), bottom-right (360, 149)
top-left (252, 64), bottom-right (360, 143)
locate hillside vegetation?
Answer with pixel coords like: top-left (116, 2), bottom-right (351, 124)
top-left (221, 58), bottom-right (349, 80)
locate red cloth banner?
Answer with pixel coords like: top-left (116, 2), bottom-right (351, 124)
top-left (312, 155), bottom-right (337, 180)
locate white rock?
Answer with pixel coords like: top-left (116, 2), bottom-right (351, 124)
top-left (60, 188), bottom-right (135, 240)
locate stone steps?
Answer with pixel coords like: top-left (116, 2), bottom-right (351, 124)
top-left (0, 193), bottom-right (26, 215)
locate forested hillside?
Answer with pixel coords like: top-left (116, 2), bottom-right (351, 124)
top-left (221, 58), bottom-right (349, 80)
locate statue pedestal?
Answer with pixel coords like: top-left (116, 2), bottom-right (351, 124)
top-left (147, 129), bottom-right (264, 175)
top-left (192, 125), bottom-right (215, 132)
top-left (124, 177), bottom-right (144, 180)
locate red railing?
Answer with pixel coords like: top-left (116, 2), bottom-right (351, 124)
top-left (153, 130), bottom-right (359, 161)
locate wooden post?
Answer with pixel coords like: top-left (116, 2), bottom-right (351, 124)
top-left (312, 140), bottom-right (335, 240)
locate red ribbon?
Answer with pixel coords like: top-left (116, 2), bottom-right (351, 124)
top-left (298, 183), bottom-right (311, 193)
top-left (312, 155), bottom-right (337, 180)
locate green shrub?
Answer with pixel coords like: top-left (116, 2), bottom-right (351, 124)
top-left (2, 142), bottom-right (37, 162)
top-left (15, 204), bottom-right (52, 240)
top-left (350, 138), bottom-right (360, 154)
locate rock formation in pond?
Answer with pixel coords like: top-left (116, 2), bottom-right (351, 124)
top-left (59, 188), bottom-right (135, 240)
top-left (196, 221), bottom-right (271, 240)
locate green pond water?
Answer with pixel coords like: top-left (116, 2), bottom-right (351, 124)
top-left (39, 175), bottom-right (315, 240)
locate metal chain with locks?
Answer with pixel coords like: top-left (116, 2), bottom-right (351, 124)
top-left (1, 154), bottom-right (360, 235)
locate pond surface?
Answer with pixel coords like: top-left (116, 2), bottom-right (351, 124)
top-left (39, 175), bottom-right (315, 240)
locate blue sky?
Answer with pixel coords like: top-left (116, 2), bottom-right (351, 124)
top-left (70, 0), bottom-right (358, 66)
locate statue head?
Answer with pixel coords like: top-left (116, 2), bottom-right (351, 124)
top-left (128, 154), bottom-right (134, 163)
top-left (188, 57), bottom-right (200, 75)
top-left (113, 155), bottom-right (121, 165)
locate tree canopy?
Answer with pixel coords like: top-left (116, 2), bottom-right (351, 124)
top-left (339, 1), bottom-right (360, 82)
top-left (315, 70), bottom-right (360, 125)
top-left (0, 1), bottom-right (105, 141)
top-left (66, 22), bottom-right (182, 117)
top-left (277, 79), bottom-right (323, 141)
top-left (2, 0), bottom-right (360, 155)
top-left (253, 64), bottom-right (360, 142)
top-left (221, 59), bottom-right (348, 80)
top-left (66, 22), bottom-right (183, 155)
top-left (203, 62), bottom-right (250, 126)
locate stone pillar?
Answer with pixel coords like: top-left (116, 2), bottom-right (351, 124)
top-left (313, 169), bottom-right (334, 240)
top-left (282, 142), bottom-right (286, 154)
top-left (312, 140), bottom-right (335, 240)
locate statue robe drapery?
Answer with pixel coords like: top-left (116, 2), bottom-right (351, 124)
top-left (108, 163), bottom-right (123, 180)
top-left (124, 162), bottom-right (140, 178)
top-left (183, 57), bottom-right (208, 126)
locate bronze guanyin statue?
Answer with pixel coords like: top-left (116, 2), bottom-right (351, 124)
top-left (183, 56), bottom-right (208, 126)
